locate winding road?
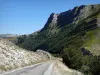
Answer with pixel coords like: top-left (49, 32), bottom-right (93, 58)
top-left (2, 61), bottom-right (53, 75)
top-left (2, 61), bottom-right (83, 75)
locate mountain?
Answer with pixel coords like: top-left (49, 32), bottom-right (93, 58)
top-left (16, 4), bottom-right (100, 75)
top-left (16, 4), bottom-right (100, 55)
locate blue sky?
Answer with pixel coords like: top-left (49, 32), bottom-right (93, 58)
top-left (0, 0), bottom-right (100, 34)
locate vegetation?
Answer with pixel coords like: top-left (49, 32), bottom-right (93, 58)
top-left (16, 9), bottom-right (100, 75)
top-left (63, 48), bottom-right (100, 75)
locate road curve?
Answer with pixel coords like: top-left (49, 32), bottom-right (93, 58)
top-left (1, 60), bottom-right (83, 75)
top-left (2, 62), bottom-right (52, 75)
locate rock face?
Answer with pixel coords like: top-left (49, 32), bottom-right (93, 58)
top-left (42, 4), bottom-right (100, 29)
top-left (0, 39), bottom-right (49, 74)
top-left (41, 13), bottom-right (59, 31)
top-left (81, 48), bottom-right (92, 56)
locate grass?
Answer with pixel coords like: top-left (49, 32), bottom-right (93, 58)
top-left (83, 28), bottom-right (100, 55)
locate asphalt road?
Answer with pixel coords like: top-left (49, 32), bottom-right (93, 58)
top-left (1, 61), bottom-right (83, 75)
top-left (2, 62), bottom-right (52, 75)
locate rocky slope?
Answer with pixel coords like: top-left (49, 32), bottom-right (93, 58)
top-left (0, 39), bottom-right (49, 74)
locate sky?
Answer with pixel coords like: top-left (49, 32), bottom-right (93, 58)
top-left (0, 0), bottom-right (100, 34)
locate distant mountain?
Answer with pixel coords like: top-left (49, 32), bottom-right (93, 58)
top-left (0, 34), bottom-right (18, 38)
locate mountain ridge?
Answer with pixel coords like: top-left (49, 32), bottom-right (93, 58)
top-left (42, 4), bottom-right (100, 30)
top-left (16, 4), bottom-right (100, 54)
